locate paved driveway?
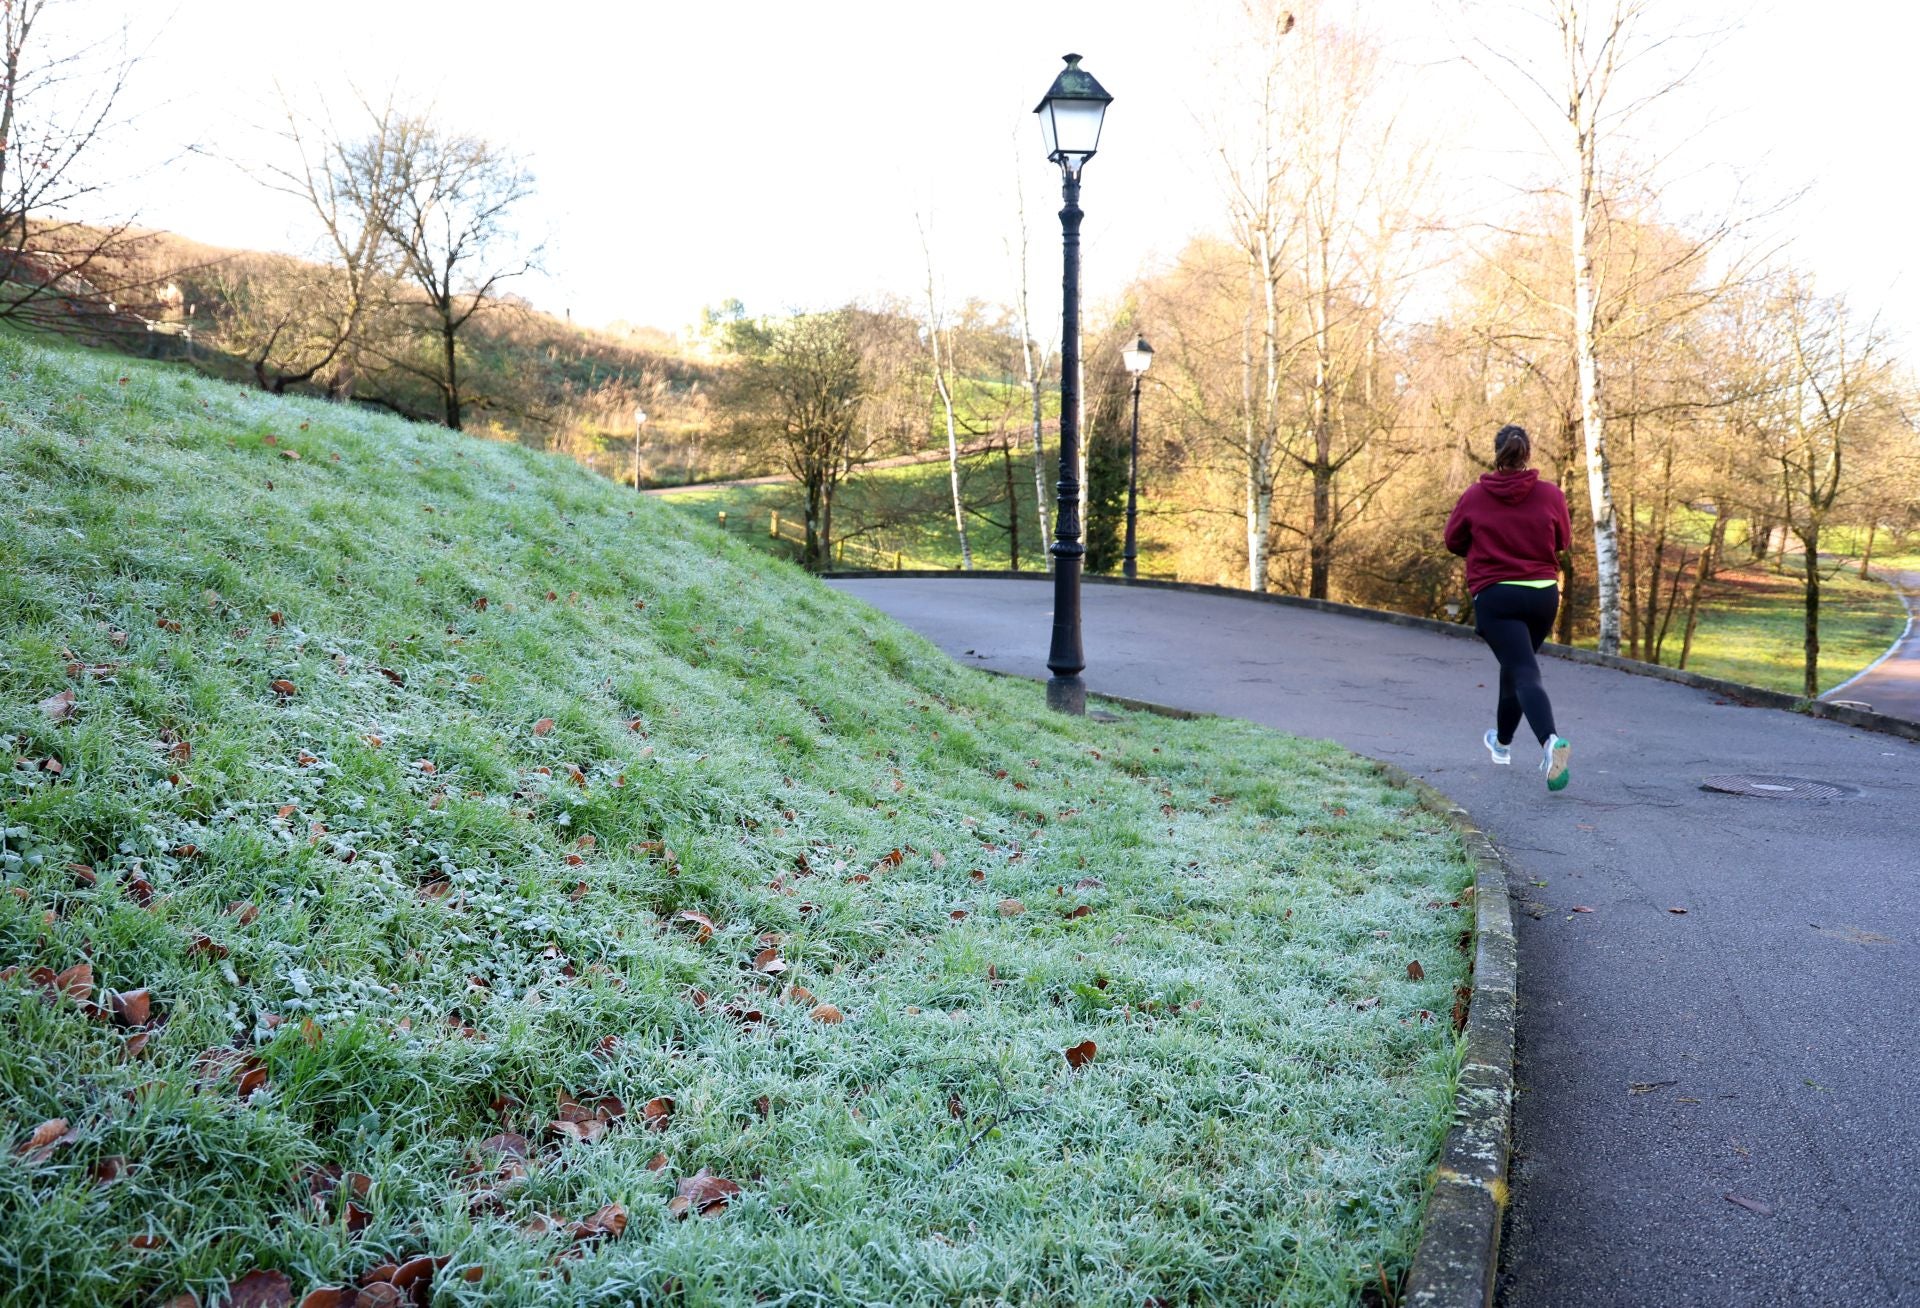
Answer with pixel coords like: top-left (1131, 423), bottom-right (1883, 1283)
top-left (1824, 567), bottom-right (1920, 722)
top-left (831, 576), bottom-right (1920, 1308)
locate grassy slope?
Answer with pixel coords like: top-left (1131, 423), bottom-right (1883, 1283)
top-left (1674, 560), bottom-right (1906, 695)
top-left (0, 339), bottom-right (1472, 1307)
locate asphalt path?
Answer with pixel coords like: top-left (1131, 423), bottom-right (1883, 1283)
top-left (1823, 568), bottom-right (1920, 722)
top-left (830, 575), bottom-right (1920, 1308)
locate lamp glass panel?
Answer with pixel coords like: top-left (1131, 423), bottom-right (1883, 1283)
top-left (1123, 343), bottom-right (1152, 374)
top-left (1050, 99), bottom-right (1106, 157)
top-left (1037, 105), bottom-right (1059, 159)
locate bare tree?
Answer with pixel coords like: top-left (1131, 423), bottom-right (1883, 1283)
top-left (722, 308), bottom-right (872, 571)
top-left (1008, 160), bottom-right (1054, 566)
top-left (253, 89), bottom-right (410, 399)
top-left (383, 123), bottom-right (539, 429)
top-left (0, 0), bottom-right (144, 332)
top-left (918, 216), bottom-right (973, 570)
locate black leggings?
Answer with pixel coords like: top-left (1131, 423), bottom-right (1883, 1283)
top-left (1473, 583), bottom-right (1559, 746)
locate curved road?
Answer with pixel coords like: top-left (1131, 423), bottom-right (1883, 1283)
top-left (1823, 567), bottom-right (1920, 721)
top-left (832, 576), bottom-right (1920, 1308)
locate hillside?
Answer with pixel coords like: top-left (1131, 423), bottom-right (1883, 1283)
top-left (0, 338), bottom-right (1471, 1307)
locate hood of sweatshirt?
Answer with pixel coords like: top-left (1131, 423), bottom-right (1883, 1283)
top-left (1480, 468), bottom-right (1540, 504)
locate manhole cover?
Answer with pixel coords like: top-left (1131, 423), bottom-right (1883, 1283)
top-left (1700, 774), bottom-right (1852, 800)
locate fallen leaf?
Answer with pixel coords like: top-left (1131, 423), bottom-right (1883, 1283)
top-left (227, 1269), bottom-right (292, 1308)
top-left (949, 1093), bottom-right (965, 1120)
top-left (93, 1155), bottom-right (128, 1184)
top-left (674, 911), bottom-right (716, 943)
top-left (390, 1255), bottom-right (439, 1291)
top-left (1407, 960), bottom-right (1426, 981)
top-left (187, 934), bottom-right (229, 960)
top-left (642, 1096), bottom-right (674, 1131)
top-left (551, 1117), bottom-right (609, 1145)
top-left (573, 1201), bottom-right (629, 1240)
top-left (808, 1003), bottom-right (844, 1024)
top-left (1725, 1192), bottom-right (1774, 1216)
top-left (997, 899), bottom-right (1026, 917)
top-left (667, 1170), bottom-right (740, 1219)
top-left (1354, 996), bottom-right (1381, 1011)
top-left (751, 947), bottom-right (785, 974)
top-left (111, 988), bottom-right (152, 1027)
top-left (297, 1289), bottom-right (347, 1308)
top-left (128, 1233), bottom-right (165, 1250)
top-left (354, 1285), bottom-right (405, 1308)
top-left (1668, 906), bottom-right (1689, 915)
top-left (54, 962), bottom-right (93, 1000)
top-left (270, 679), bottom-right (298, 699)
top-left (39, 690), bottom-right (76, 721)
top-left (532, 717), bottom-right (555, 737)
top-left (1629, 1081), bottom-right (1678, 1095)
top-left (226, 901), bottom-right (260, 925)
top-left (1064, 904), bottom-right (1091, 919)
top-left (17, 1117), bottom-right (76, 1163)
top-left (1571, 906), bottom-right (1595, 914)
top-left (1064, 1040), bottom-right (1098, 1070)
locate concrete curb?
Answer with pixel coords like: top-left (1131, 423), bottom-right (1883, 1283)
top-left (959, 666), bottom-right (1517, 1308)
top-left (826, 569), bottom-right (1920, 744)
top-left (1382, 770), bottom-right (1518, 1308)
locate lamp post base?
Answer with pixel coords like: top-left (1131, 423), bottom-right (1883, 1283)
top-left (1046, 674), bottom-right (1087, 715)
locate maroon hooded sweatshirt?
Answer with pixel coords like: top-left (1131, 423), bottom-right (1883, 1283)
top-left (1443, 469), bottom-right (1572, 595)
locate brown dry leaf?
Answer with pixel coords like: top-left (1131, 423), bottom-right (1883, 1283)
top-left (93, 1155), bottom-right (128, 1184)
top-left (641, 1096), bottom-right (674, 1131)
top-left (1064, 1040), bottom-right (1098, 1070)
top-left (187, 934), bottom-right (228, 961)
top-left (948, 1093), bottom-right (965, 1120)
top-left (68, 862), bottom-right (97, 887)
top-left (17, 1117), bottom-right (76, 1163)
top-left (111, 988), bottom-right (152, 1027)
top-left (1725, 1192), bottom-right (1774, 1217)
top-left (808, 1003), bottom-right (844, 1024)
top-left (39, 690), bottom-right (76, 722)
top-left (645, 1152), bottom-right (669, 1172)
top-left (53, 962), bottom-right (93, 1000)
top-left (1407, 960), bottom-right (1426, 981)
top-left (477, 1132), bottom-right (531, 1161)
top-left (668, 1170), bottom-right (740, 1219)
top-left (551, 1118), bottom-right (609, 1145)
top-left (1064, 905), bottom-right (1091, 920)
top-left (1668, 906), bottom-right (1689, 915)
top-left (783, 984), bottom-right (815, 1005)
top-left (353, 1286), bottom-right (404, 1308)
top-left (270, 679), bottom-right (298, 699)
top-left (674, 910), bottom-right (716, 943)
top-left (997, 899), bottom-right (1026, 917)
top-left (1354, 996), bottom-right (1381, 1012)
top-left (226, 900), bottom-right (260, 925)
top-left (296, 1289), bottom-right (348, 1308)
top-left (532, 717), bottom-right (556, 737)
top-left (227, 1269), bottom-right (293, 1308)
top-left (390, 1255), bottom-right (439, 1291)
top-left (574, 1201), bottom-right (630, 1241)
top-left (128, 1233), bottom-right (165, 1250)
top-left (751, 947), bottom-right (785, 975)
top-left (1571, 906), bottom-right (1595, 914)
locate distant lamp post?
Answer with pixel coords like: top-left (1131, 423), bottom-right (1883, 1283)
top-left (1120, 335), bottom-right (1153, 580)
top-left (632, 407), bottom-right (648, 490)
top-left (1034, 52), bottom-right (1113, 716)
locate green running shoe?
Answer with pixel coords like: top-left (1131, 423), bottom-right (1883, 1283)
top-left (1543, 734), bottom-right (1571, 791)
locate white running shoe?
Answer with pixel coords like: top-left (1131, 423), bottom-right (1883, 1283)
top-left (1483, 729), bottom-right (1511, 766)
top-left (1542, 734), bottom-right (1571, 791)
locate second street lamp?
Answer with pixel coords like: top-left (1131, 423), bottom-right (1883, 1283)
top-left (1034, 53), bottom-right (1113, 716)
top-left (1121, 335), bottom-right (1153, 580)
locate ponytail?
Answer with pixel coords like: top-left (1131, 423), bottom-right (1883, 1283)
top-left (1494, 424), bottom-right (1531, 471)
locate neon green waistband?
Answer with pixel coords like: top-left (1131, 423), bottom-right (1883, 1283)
top-left (1494, 579), bottom-right (1557, 589)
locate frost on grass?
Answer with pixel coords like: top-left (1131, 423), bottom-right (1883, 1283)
top-left (0, 337), bottom-right (1473, 1307)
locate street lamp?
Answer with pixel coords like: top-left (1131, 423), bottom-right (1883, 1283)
top-left (1034, 52), bottom-right (1113, 716)
top-left (632, 407), bottom-right (648, 490)
top-left (1121, 335), bottom-right (1153, 580)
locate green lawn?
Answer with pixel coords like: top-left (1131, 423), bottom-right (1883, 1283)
top-left (0, 337), bottom-right (1471, 1307)
top-left (1677, 561), bottom-right (1907, 696)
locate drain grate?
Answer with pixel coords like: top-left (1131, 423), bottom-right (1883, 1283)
top-left (1700, 774), bottom-right (1852, 800)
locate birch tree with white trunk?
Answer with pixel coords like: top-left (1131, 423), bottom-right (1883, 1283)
top-left (918, 216), bottom-right (973, 571)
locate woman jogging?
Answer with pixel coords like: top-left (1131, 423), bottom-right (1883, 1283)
top-left (1444, 424), bottom-right (1574, 791)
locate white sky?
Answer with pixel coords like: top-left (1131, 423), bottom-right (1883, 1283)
top-left (81, 0), bottom-right (1920, 350)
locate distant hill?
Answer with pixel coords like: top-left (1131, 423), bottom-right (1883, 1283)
top-left (20, 226), bottom-right (723, 488)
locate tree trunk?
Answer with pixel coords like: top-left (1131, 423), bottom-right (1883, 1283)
top-left (1003, 439), bottom-right (1020, 571)
top-left (1802, 524), bottom-right (1821, 697)
top-left (441, 317), bottom-right (462, 430)
top-left (1678, 511), bottom-right (1727, 670)
top-left (1860, 521), bottom-right (1877, 578)
top-left (803, 477), bottom-right (824, 572)
top-left (1571, 201), bottom-right (1622, 654)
